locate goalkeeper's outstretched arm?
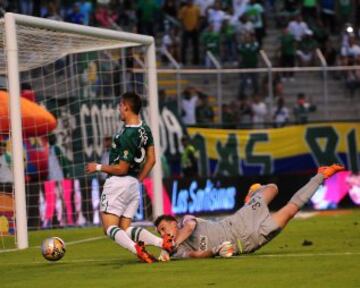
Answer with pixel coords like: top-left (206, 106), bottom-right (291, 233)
top-left (187, 250), bottom-right (215, 258)
top-left (186, 241), bottom-right (234, 258)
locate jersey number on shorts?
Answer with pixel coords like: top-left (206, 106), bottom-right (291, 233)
top-left (101, 193), bottom-right (108, 211)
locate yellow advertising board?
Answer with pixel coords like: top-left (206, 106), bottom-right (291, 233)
top-left (188, 122), bottom-right (360, 175)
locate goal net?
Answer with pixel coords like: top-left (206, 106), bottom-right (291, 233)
top-left (0, 13), bottom-right (162, 250)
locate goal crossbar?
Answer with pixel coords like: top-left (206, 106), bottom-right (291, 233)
top-left (5, 13), bottom-right (153, 44)
top-left (0, 13), bottom-right (153, 73)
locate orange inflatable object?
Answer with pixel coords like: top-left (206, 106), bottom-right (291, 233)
top-left (0, 91), bottom-right (57, 137)
top-left (0, 193), bottom-right (14, 236)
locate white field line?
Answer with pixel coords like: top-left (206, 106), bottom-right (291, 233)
top-left (252, 251), bottom-right (360, 258)
top-left (60, 236), bottom-right (106, 246)
top-left (0, 221), bottom-right (153, 254)
top-left (0, 236), bottom-right (106, 253)
top-left (1, 251), bottom-right (360, 266)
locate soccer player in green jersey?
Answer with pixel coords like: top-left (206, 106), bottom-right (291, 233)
top-left (154, 164), bottom-right (344, 259)
top-left (86, 92), bottom-right (174, 263)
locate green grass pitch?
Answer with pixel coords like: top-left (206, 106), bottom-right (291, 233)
top-left (1, 210), bottom-right (360, 288)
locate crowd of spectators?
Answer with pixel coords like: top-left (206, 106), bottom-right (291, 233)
top-left (179, 84), bottom-right (316, 128)
top-left (1, 0), bottom-right (359, 127)
top-left (221, 90), bottom-right (316, 128)
top-left (275, 1), bottom-right (360, 99)
top-left (0, 0), bottom-right (265, 66)
top-left (159, 0), bottom-right (359, 127)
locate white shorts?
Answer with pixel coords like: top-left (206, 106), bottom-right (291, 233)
top-left (100, 176), bottom-right (140, 219)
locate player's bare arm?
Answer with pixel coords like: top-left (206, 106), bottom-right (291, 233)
top-left (85, 160), bottom-right (129, 175)
top-left (137, 145), bottom-right (156, 182)
top-left (186, 241), bottom-right (234, 259)
top-left (187, 250), bottom-right (214, 258)
top-left (161, 242), bottom-right (232, 260)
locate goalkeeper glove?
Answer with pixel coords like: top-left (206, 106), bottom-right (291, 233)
top-left (212, 241), bottom-right (234, 258)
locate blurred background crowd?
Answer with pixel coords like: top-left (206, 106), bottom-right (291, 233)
top-left (1, 0), bottom-right (359, 128)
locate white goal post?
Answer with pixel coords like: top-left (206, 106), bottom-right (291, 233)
top-left (2, 13), bottom-right (163, 249)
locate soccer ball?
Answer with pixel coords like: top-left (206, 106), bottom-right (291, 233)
top-left (41, 237), bottom-right (66, 261)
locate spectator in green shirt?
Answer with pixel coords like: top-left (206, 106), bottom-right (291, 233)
top-left (245, 0), bottom-right (265, 47)
top-left (196, 91), bottom-right (215, 124)
top-left (279, 27), bottom-right (296, 80)
top-left (221, 17), bottom-right (237, 64)
top-left (296, 29), bottom-right (318, 66)
top-left (311, 18), bottom-right (329, 51)
top-left (238, 33), bottom-right (259, 68)
top-left (238, 33), bottom-right (259, 99)
top-left (201, 24), bottom-right (221, 67)
top-left (293, 93), bottom-right (317, 124)
top-left (136, 0), bottom-right (159, 36)
top-left (222, 103), bottom-right (237, 126)
top-left (180, 136), bottom-right (199, 177)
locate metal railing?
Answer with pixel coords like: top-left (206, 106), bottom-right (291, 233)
top-left (135, 50), bottom-right (360, 124)
top-left (260, 50), bottom-right (273, 114)
top-left (316, 48), bottom-right (329, 119)
top-left (206, 51), bottom-right (223, 122)
top-left (159, 47), bottom-right (182, 116)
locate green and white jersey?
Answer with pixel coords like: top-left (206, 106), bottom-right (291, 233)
top-left (108, 121), bottom-right (154, 178)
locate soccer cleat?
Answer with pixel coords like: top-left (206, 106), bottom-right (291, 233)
top-left (244, 183), bottom-right (262, 204)
top-left (317, 164), bottom-right (345, 179)
top-left (135, 241), bottom-right (157, 264)
top-left (162, 234), bottom-right (177, 255)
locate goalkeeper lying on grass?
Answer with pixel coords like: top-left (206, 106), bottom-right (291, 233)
top-left (154, 164), bottom-right (344, 260)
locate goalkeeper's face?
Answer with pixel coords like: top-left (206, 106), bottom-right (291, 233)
top-left (157, 219), bottom-right (178, 238)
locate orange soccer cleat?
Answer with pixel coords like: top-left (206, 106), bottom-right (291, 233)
top-left (318, 164), bottom-right (345, 179)
top-left (162, 234), bottom-right (177, 255)
top-left (244, 183), bottom-right (262, 204)
top-left (135, 241), bottom-right (158, 264)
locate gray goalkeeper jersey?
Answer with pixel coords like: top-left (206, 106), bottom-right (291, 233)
top-left (173, 192), bottom-right (281, 258)
top-left (173, 215), bottom-right (233, 258)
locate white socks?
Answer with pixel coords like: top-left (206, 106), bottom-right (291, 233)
top-left (289, 174), bottom-right (324, 209)
top-left (106, 225), bottom-right (164, 254)
top-left (107, 225), bottom-right (136, 254)
top-left (126, 226), bottom-right (163, 248)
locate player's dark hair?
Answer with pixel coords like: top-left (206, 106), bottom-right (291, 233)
top-left (154, 215), bottom-right (177, 227)
top-left (121, 92), bottom-right (142, 114)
